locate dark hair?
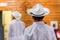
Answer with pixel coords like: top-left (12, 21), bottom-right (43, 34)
top-left (12, 16), bottom-right (15, 20)
top-left (32, 16), bottom-right (44, 21)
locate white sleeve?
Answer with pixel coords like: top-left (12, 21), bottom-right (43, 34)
top-left (24, 28), bottom-right (30, 40)
top-left (7, 24), bottom-right (13, 40)
top-left (23, 22), bottom-right (25, 34)
top-left (21, 22), bottom-right (25, 34)
top-left (50, 28), bottom-right (57, 40)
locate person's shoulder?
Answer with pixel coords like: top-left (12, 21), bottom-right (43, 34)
top-left (20, 21), bottom-right (25, 24)
top-left (25, 25), bottom-right (32, 31)
top-left (45, 24), bottom-right (53, 31)
top-left (9, 20), bottom-right (16, 25)
top-left (25, 25), bottom-right (33, 34)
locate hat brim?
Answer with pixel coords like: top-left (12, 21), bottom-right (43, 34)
top-left (27, 8), bottom-right (50, 17)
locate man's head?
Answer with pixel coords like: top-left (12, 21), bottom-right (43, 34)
top-left (12, 11), bottom-right (22, 20)
top-left (27, 4), bottom-right (50, 21)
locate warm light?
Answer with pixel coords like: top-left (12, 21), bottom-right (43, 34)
top-left (0, 2), bottom-right (7, 6)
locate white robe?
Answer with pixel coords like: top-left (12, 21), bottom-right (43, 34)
top-left (7, 19), bottom-right (25, 40)
top-left (24, 21), bottom-right (57, 40)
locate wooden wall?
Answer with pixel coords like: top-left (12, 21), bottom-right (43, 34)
top-left (0, 0), bottom-right (60, 29)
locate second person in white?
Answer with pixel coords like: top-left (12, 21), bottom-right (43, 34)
top-left (7, 11), bottom-right (25, 40)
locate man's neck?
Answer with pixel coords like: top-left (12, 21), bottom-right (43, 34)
top-left (34, 20), bottom-right (43, 22)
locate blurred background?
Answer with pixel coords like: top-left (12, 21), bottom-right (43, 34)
top-left (0, 0), bottom-right (60, 40)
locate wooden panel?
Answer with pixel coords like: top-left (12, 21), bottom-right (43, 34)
top-left (0, 0), bottom-right (60, 29)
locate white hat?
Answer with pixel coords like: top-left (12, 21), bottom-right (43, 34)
top-left (27, 4), bottom-right (50, 17)
top-left (12, 11), bottom-right (22, 19)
